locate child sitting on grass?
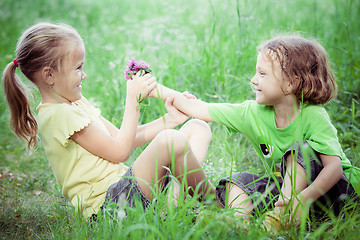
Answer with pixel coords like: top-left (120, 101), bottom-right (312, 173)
top-left (2, 22), bottom-right (216, 219)
top-left (152, 35), bottom-right (360, 229)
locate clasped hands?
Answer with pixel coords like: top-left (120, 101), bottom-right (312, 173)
top-left (129, 71), bottom-right (196, 124)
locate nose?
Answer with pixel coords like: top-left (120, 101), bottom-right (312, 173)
top-left (82, 71), bottom-right (87, 80)
top-left (251, 74), bottom-right (258, 85)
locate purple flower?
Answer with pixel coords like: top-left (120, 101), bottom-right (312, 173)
top-left (124, 59), bottom-right (152, 80)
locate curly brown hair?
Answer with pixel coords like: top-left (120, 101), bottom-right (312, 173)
top-left (258, 35), bottom-right (337, 105)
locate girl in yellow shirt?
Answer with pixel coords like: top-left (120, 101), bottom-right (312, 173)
top-left (2, 22), bottom-right (215, 219)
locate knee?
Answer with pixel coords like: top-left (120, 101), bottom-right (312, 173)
top-left (156, 129), bottom-right (189, 156)
top-left (183, 119), bottom-right (212, 140)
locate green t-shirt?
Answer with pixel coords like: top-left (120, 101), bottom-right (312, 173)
top-left (208, 100), bottom-right (360, 193)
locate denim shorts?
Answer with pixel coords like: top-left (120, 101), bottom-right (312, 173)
top-left (104, 165), bottom-right (152, 210)
top-left (216, 141), bottom-right (357, 219)
top-left (89, 165), bottom-right (171, 221)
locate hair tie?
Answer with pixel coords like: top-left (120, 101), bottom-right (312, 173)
top-left (13, 59), bottom-right (18, 68)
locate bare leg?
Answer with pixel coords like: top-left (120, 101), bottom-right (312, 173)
top-left (132, 127), bottom-right (214, 202)
top-left (169, 119), bottom-right (212, 205)
top-left (275, 152), bottom-right (308, 224)
top-left (179, 119), bottom-right (212, 165)
top-left (226, 183), bottom-right (254, 219)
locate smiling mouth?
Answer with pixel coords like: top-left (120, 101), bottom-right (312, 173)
top-left (250, 84), bottom-right (258, 93)
top-left (252, 88), bottom-right (261, 93)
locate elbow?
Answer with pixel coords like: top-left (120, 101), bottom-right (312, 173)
top-left (337, 165), bottom-right (344, 181)
top-left (113, 153), bottom-right (130, 163)
top-left (330, 160), bottom-right (343, 184)
top-left (104, 149), bottom-right (130, 163)
top-left (107, 138), bottom-right (133, 163)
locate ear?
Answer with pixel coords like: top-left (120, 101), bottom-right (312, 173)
top-left (41, 66), bottom-right (55, 87)
top-left (282, 78), bottom-right (294, 96)
top-left (286, 80), bottom-right (293, 92)
top-left (288, 75), bottom-right (300, 93)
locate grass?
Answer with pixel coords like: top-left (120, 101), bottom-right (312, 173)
top-left (0, 0), bottom-right (360, 239)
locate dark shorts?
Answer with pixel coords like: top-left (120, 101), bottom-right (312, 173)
top-left (216, 142), bottom-right (357, 219)
top-left (104, 165), bottom-right (152, 210)
top-left (90, 165), bottom-right (170, 221)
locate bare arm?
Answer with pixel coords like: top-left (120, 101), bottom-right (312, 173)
top-left (299, 154), bottom-right (343, 202)
top-left (70, 73), bottom-right (156, 163)
top-left (276, 154), bottom-right (343, 209)
top-left (275, 154), bottom-right (343, 224)
top-left (100, 115), bottom-right (175, 149)
top-left (151, 84), bottom-right (215, 122)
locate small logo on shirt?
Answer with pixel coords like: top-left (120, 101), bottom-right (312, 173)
top-left (259, 144), bottom-right (274, 158)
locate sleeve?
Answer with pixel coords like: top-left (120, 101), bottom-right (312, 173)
top-left (208, 100), bottom-right (254, 134)
top-left (79, 97), bottom-right (101, 116)
top-left (52, 104), bottom-right (92, 147)
top-left (304, 106), bottom-right (343, 157)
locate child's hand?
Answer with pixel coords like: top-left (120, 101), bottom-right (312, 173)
top-left (127, 71), bottom-right (157, 101)
top-left (148, 83), bottom-right (159, 98)
top-left (164, 95), bottom-right (189, 126)
top-left (182, 91), bottom-right (197, 100)
top-left (274, 196), bottom-right (309, 226)
top-left (163, 91), bottom-right (197, 126)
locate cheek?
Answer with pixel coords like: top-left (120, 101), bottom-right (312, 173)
top-left (257, 77), bottom-right (265, 86)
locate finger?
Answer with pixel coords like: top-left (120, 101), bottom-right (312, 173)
top-left (137, 69), bottom-right (146, 77)
top-left (182, 91), bottom-right (189, 97)
top-left (167, 95), bottom-right (175, 103)
top-left (142, 78), bottom-right (155, 89)
top-left (146, 76), bottom-right (156, 84)
top-left (135, 71), bottom-right (151, 81)
top-left (143, 72), bottom-right (152, 79)
top-left (147, 82), bottom-right (157, 92)
top-left (182, 91), bottom-right (196, 99)
top-left (186, 93), bottom-right (196, 99)
top-left (135, 70), bottom-right (142, 77)
top-left (275, 198), bottom-right (289, 207)
top-left (164, 96), bottom-right (174, 110)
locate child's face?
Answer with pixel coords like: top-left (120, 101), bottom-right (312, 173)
top-left (251, 52), bottom-right (291, 106)
top-left (52, 42), bottom-right (86, 103)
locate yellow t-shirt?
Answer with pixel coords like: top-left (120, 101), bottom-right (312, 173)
top-left (37, 97), bottom-right (128, 218)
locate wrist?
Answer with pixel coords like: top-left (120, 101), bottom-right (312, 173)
top-left (126, 95), bottom-right (140, 107)
top-left (153, 84), bottom-right (164, 99)
top-left (162, 113), bottom-right (179, 129)
top-left (298, 190), bottom-right (315, 205)
top-left (155, 84), bottom-right (176, 101)
top-left (149, 85), bottom-right (159, 98)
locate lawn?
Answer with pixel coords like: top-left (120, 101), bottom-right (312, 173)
top-left (1, 0), bottom-right (360, 239)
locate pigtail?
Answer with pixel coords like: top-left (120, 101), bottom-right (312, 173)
top-left (2, 61), bottom-right (38, 150)
top-left (2, 22), bottom-right (83, 150)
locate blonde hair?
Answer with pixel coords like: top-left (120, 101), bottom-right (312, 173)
top-left (2, 22), bottom-right (83, 150)
top-left (258, 35), bottom-right (337, 105)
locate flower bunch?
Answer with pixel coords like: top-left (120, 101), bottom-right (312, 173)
top-left (124, 59), bottom-right (152, 80)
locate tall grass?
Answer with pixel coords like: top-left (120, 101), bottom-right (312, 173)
top-left (1, 0), bottom-right (359, 239)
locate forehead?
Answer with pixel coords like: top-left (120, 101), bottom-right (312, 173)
top-left (256, 52), bottom-right (271, 68)
top-left (256, 52), bottom-right (281, 70)
top-left (66, 42), bottom-right (85, 63)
